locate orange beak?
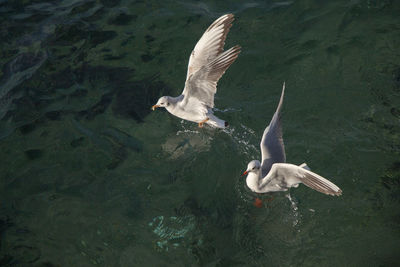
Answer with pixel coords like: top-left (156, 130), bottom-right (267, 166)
top-left (241, 170), bottom-right (248, 176)
top-left (151, 105), bottom-right (160, 111)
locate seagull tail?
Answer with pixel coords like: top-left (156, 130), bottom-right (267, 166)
top-left (206, 113), bottom-right (227, 128)
top-left (299, 163), bottom-right (310, 170)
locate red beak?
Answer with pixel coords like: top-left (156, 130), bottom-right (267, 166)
top-left (241, 171), bottom-right (248, 176)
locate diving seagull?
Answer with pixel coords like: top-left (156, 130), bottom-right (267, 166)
top-left (242, 83), bottom-right (342, 196)
top-left (151, 14), bottom-right (241, 128)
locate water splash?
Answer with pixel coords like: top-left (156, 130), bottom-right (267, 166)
top-left (176, 120), bottom-right (200, 136)
top-left (223, 124), bottom-right (258, 156)
top-left (213, 107), bottom-right (241, 113)
top-left (285, 193), bottom-right (301, 228)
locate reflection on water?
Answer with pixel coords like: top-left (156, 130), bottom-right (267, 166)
top-left (1, 0), bottom-right (400, 265)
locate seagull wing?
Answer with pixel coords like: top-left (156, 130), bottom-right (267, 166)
top-left (184, 14), bottom-right (235, 83)
top-left (181, 46), bottom-right (241, 109)
top-left (260, 163), bottom-right (342, 196)
top-left (260, 83), bottom-right (286, 177)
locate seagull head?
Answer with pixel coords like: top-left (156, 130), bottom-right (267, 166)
top-left (152, 96), bottom-right (170, 110)
top-left (242, 160), bottom-right (261, 176)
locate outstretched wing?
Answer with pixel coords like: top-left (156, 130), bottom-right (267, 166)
top-left (260, 163), bottom-right (342, 196)
top-left (260, 83), bottom-right (286, 177)
top-left (184, 14), bottom-right (235, 83)
top-left (181, 46), bottom-right (241, 108)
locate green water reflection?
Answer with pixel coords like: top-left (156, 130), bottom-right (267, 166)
top-left (0, 0), bottom-right (399, 266)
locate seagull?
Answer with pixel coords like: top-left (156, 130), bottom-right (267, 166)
top-left (151, 14), bottom-right (241, 128)
top-left (242, 83), bottom-right (342, 197)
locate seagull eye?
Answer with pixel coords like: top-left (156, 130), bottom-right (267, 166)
top-left (252, 167), bottom-right (255, 170)
top-left (160, 103), bottom-right (164, 105)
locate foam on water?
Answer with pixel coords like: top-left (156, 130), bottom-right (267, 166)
top-left (148, 214), bottom-right (199, 252)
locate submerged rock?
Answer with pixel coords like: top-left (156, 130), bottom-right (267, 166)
top-left (102, 127), bottom-right (142, 152)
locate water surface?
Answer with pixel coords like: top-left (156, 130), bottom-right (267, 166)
top-left (0, 0), bottom-right (399, 266)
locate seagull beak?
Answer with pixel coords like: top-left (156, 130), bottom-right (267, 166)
top-left (151, 105), bottom-right (160, 111)
top-left (241, 170), bottom-right (248, 176)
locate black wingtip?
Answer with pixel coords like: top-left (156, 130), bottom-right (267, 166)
top-left (225, 121), bottom-right (229, 127)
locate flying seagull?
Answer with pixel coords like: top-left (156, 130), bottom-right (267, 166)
top-left (151, 14), bottom-right (241, 128)
top-left (242, 83), bottom-right (342, 197)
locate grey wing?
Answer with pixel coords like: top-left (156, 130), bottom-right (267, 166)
top-left (260, 83), bottom-right (286, 177)
top-left (181, 45), bottom-right (241, 108)
top-left (260, 163), bottom-right (342, 196)
top-left (184, 14), bottom-right (235, 83)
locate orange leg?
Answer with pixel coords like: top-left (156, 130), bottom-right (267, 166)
top-left (253, 197), bottom-right (263, 208)
top-left (253, 196), bottom-right (274, 208)
top-left (198, 118), bottom-right (209, 128)
top-left (265, 196), bottom-right (274, 202)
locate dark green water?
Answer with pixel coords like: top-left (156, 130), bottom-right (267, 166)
top-left (1, 0), bottom-right (400, 266)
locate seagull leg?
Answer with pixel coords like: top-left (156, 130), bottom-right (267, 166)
top-left (253, 195), bottom-right (275, 208)
top-left (253, 197), bottom-right (263, 208)
top-left (265, 196), bottom-right (274, 202)
top-left (198, 118), bottom-right (209, 128)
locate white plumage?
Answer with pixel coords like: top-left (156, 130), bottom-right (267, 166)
top-left (243, 83), bottom-right (342, 196)
top-left (152, 14), bottom-right (241, 128)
